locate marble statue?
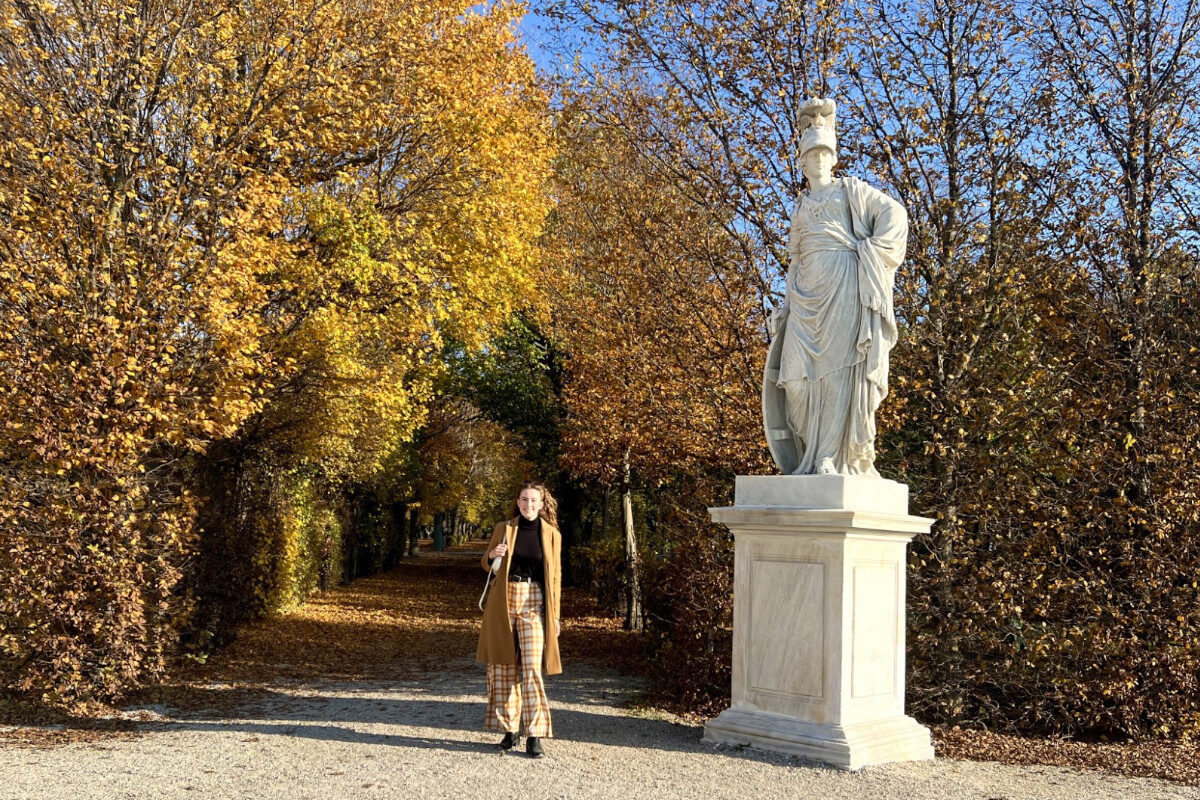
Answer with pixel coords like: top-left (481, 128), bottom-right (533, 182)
top-left (763, 98), bottom-right (909, 477)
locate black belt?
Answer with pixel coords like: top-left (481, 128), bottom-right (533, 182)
top-left (508, 575), bottom-right (537, 583)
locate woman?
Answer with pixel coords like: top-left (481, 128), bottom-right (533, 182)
top-left (476, 481), bottom-right (562, 758)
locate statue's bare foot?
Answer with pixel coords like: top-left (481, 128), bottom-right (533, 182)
top-left (816, 458), bottom-right (837, 475)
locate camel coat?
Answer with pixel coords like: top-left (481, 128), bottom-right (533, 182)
top-left (476, 516), bottom-right (562, 675)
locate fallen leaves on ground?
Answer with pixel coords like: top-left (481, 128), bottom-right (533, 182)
top-left (933, 726), bottom-right (1199, 787)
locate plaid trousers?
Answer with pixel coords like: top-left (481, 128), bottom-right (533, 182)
top-left (485, 580), bottom-right (552, 737)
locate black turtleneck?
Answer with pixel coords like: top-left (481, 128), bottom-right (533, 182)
top-left (509, 515), bottom-right (544, 583)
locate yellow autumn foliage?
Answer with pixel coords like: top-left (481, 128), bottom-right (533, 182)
top-left (0, 0), bottom-right (551, 704)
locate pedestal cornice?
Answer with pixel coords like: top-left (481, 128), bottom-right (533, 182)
top-left (708, 505), bottom-right (934, 537)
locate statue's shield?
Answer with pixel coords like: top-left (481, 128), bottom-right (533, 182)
top-left (762, 329), bottom-right (799, 474)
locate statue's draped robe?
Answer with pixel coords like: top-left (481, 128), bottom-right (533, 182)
top-left (777, 176), bottom-right (907, 476)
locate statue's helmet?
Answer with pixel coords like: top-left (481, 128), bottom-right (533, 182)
top-left (798, 97), bottom-right (837, 158)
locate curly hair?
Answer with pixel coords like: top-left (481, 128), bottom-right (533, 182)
top-left (512, 481), bottom-right (558, 527)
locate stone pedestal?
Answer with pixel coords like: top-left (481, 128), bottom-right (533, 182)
top-left (703, 475), bottom-right (934, 771)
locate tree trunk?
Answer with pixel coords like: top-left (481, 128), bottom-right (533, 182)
top-left (621, 448), bottom-right (643, 631)
top-left (555, 479), bottom-right (586, 585)
top-left (389, 501), bottom-right (406, 566)
top-left (433, 512), bottom-right (445, 552)
top-left (407, 505), bottom-right (420, 558)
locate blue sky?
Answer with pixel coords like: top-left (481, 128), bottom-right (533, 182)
top-left (516, 10), bottom-right (556, 72)
top-left (514, 7), bottom-right (602, 80)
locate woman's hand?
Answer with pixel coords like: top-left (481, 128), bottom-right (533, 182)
top-left (488, 542), bottom-right (508, 560)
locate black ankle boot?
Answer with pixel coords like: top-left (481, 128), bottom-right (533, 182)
top-left (495, 731), bottom-right (520, 750)
top-left (526, 736), bottom-right (545, 758)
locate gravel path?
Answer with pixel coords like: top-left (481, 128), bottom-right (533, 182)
top-left (2, 655), bottom-right (1196, 800)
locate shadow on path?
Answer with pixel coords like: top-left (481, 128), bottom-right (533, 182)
top-left (116, 677), bottom-right (812, 768)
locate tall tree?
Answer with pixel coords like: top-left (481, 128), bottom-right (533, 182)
top-left (1027, 0), bottom-right (1200, 735)
top-left (546, 0), bottom-right (849, 292)
top-left (843, 0), bottom-right (1083, 723)
top-left (0, 0), bottom-right (552, 704)
top-left (1038, 0), bottom-right (1200, 500)
top-left (547, 93), bottom-right (767, 631)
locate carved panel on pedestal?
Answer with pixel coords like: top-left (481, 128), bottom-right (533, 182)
top-left (851, 561), bottom-right (898, 698)
top-left (747, 557), bottom-right (826, 700)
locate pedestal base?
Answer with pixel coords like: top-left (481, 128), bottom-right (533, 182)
top-left (705, 475), bottom-right (935, 771)
top-left (704, 707), bottom-right (933, 771)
